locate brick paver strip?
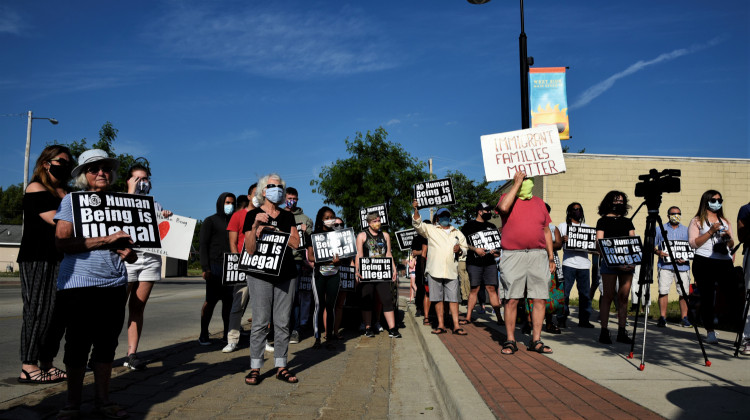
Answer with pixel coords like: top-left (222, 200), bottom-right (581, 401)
top-left (437, 322), bottom-right (665, 419)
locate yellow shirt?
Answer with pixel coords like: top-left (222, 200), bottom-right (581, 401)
top-left (413, 217), bottom-right (468, 280)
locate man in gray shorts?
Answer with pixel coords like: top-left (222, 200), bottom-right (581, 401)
top-left (497, 171), bottom-right (556, 354)
top-left (412, 201), bottom-right (468, 335)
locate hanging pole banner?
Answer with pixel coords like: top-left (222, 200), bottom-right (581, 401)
top-left (565, 225), bottom-right (597, 252)
top-left (467, 229), bottom-right (502, 252)
top-left (529, 67), bottom-right (570, 140)
top-left (221, 253), bottom-right (247, 286)
top-left (359, 204), bottom-right (389, 230)
top-left (414, 178), bottom-right (455, 209)
top-left (358, 257), bottom-right (393, 282)
top-left (70, 191), bottom-right (161, 248)
top-left (141, 213), bottom-right (197, 260)
top-left (395, 229), bottom-right (418, 251)
top-left (311, 228), bottom-right (357, 263)
top-left (238, 231), bottom-right (290, 276)
top-left (597, 236), bottom-right (643, 267)
top-left (480, 126), bottom-right (566, 182)
top-left (339, 266), bottom-right (356, 292)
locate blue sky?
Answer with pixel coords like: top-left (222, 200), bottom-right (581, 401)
top-left (1, 0), bottom-right (748, 222)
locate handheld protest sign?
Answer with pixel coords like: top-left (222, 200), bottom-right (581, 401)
top-left (339, 266), bottom-right (356, 292)
top-left (565, 225), bottom-right (597, 253)
top-left (660, 240), bottom-right (694, 263)
top-left (597, 236), bottom-right (643, 268)
top-left (481, 125), bottom-right (566, 182)
top-left (238, 231), bottom-right (290, 276)
top-left (221, 253), bottom-right (247, 286)
top-left (298, 272), bottom-right (312, 292)
top-left (395, 229), bottom-right (418, 251)
top-left (554, 254), bottom-right (564, 280)
top-left (358, 257), bottom-right (393, 282)
top-left (71, 191), bottom-right (161, 248)
top-left (141, 213), bottom-right (197, 260)
top-left (467, 229), bottom-right (502, 252)
top-left (311, 228), bottom-right (357, 263)
top-left (414, 178), bottom-right (455, 209)
top-left (295, 222), bottom-right (307, 250)
top-left (359, 204), bottom-right (389, 230)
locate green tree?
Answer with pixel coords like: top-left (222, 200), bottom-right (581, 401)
top-left (562, 145), bottom-right (586, 153)
top-left (0, 183), bottom-right (24, 224)
top-left (444, 170), bottom-right (497, 225)
top-left (311, 127), bottom-right (428, 232)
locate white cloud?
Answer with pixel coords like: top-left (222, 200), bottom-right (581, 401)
top-left (385, 119), bottom-right (401, 126)
top-left (0, 5), bottom-right (25, 35)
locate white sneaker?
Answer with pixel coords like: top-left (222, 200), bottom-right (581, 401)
top-left (222, 342), bottom-right (238, 353)
top-left (706, 331), bottom-right (718, 344)
top-left (265, 341), bottom-right (275, 352)
top-left (374, 323), bottom-right (384, 332)
top-left (741, 341), bottom-right (750, 356)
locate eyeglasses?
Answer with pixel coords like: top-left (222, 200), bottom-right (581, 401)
top-left (266, 184), bottom-right (281, 189)
top-left (86, 165), bottom-right (113, 174)
top-left (49, 157), bottom-right (71, 167)
top-left (708, 198), bottom-right (723, 204)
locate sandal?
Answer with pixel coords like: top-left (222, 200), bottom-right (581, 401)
top-left (458, 319), bottom-right (472, 326)
top-left (276, 368), bottom-right (298, 384)
top-left (245, 369), bottom-right (260, 386)
top-left (18, 368), bottom-right (63, 384)
top-left (45, 366), bottom-right (68, 380)
top-left (93, 402), bottom-right (129, 419)
top-left (527, 340), bottom-right (553, 354)
top-left (545, 323), bottom-right (562, 334)
top-left (452, 328), bottom-right (468, 335)
top-left (56, 405), bottom-right (80, 420)
top-left (501, 340), bottom-right (518, 355)
top-left (431, 328), bottom-right (447, 335)
top-left (423, 318), bottom-right (431, 326)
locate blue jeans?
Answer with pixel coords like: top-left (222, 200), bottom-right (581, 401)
top-left (561, 266), bottom-right (592, 323)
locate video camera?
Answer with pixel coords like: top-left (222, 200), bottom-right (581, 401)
top-left (634, 169), bottom-right (681, 198)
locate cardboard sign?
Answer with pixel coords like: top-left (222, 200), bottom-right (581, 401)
top-left (238, 231), bottom-right (290, 276)
top-left (565, 225), bottom-right (597, 252)
top-left (359, 204), bottom-right (389, 230)
top-left (660, 240), bottom-right (694, 263)
top-left (339, 266), bottom-right (356, 292)
top-left (414, 178), bottom-right (455, 209)
top-left (359, 257), bottom-right (393, 282)
top-left (141, 213), bottom-right (197, 260)
top-left (467, 229), bottom-right (502, 251)
top-left (598, 236), bottom-right (643, 267)
top-left (481, 126), bottom-right (566, 182)
top-left (299, 273), bottom-right (312, 291)
top-left (221, 253), bottom-right (247, 286)
top-left (311, 228), bottom-right (357, 263)
top-left (554, 254), bottom-right (564, 280)
top-left (70, 191), bottom-right (161, 248)
top-left (395, 229), bottom-right (418, 251)
top-left (296, 222), bottom-right (307, 250)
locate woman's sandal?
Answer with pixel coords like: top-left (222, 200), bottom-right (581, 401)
top-left (458, 319), bottom-right (472, 326)
top-left (45, 367), bottom-right (68, 380)
top-left (452, 328), bottom-right (468, 335)
top-left (527, 340), bottom-right (553, 354)
top-left (545, 323), bottom-right (562, 334)
top-left (56, 405), bottom-right (80, 420)
top-left (245, 369), bottom-right (260, 386)
top-left (501, 340), bottom-right (518, 355)
top-left (18, 368), bottom-right (63, 384)
top-left (431, 328), bottom-right (447, 335)
top-left (276, 368), bottom-right (298, 384)
top-left (93, 402), bottom-right (129, 419)
top-left (423, 318), bottom-right (431, 326)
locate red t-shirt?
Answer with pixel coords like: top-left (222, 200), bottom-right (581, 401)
top-left (226, 208), bottom-right (249, 251)
top-left (498, 194), bottom-right (550, 250)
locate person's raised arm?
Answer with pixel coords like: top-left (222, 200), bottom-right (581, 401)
top-left (497, 171), bottom-right (525, 216)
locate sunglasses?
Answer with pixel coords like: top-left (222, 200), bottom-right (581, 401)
top-left (333, 223), bottom-right (344, 227)
top-left (86, 165), bottom-right (113, 174)
top-left (708, 198), bottom-right (723, 204)
top-left (49, 157), bottom-right (71, 167)
top-left (266, 184), bottom-right (281, 189)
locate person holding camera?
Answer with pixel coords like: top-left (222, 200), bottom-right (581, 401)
top-left (688, 190), bottom-right (735, 344)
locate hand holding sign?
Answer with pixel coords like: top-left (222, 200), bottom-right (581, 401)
top-left (481, 126), bottom-right (566, 182)
top-left (414, 178), bottom-right (455, 209)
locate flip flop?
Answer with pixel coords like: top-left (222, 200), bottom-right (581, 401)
top-left (458, 319), bottom-right (472, 326)
top-left (452, 328), bottom-right (468, 335)
top-left (423, 318), bottom-right (431, 326)
top-left (431, 328), bottom-right (447, 335)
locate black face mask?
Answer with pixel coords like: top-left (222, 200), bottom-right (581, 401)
top-left (570, 209), bottom-right (583, 220)
top-left (481, 212), bottom-right (492, 221)
top-left (612, 203), bottom-right (626, 215)
top-left (48, 164), bottom-right (71, 182)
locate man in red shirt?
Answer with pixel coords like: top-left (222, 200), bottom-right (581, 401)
top-left (497, 171), bottom-right (555, 355)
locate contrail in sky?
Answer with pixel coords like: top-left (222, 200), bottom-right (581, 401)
top-left (571, 36), bottom-right (726, 109)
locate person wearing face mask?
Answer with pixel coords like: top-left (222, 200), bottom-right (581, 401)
top-left (284, 187), bottom-right (314, 345)
top-left (412, 203), bottom-right (469, 336)
top-left (688, 190), bottom-right (736, 344)
top-left (121, 164), bottom-right (173, 369)
top-left (737, 202), bottom-right (750, 355)
top-left (653, 206), bottom-right (692, 328)
top-left (17, 145), bottom-right (72, 384)
top-left (198, 192), bottom-right (236, 346)
top-left (331, 218), bottom-right (353, 339)
top-left (557, 202), bottom-right (595, 329)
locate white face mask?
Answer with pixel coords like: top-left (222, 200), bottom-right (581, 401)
top-left (323, 219), bottom-right (335, 228)
top-left (251, 196), bottom-right (262, 208)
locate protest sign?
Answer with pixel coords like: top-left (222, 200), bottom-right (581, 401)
top-left (141, 213), bottom-right (197, 260)
top-left (311, 228), bottom-right (357, 263)
top-left (597, 236), bottom-right (643, 268)
top-left (359, 204), bottom-right (389, 230)
top-left (339, 266), bottom-right (356, 292)
top-left (221, 253), bottom-right (247, 286)
top-left (480, 126), bottom-right (566, 182)
top-left (565, 225), bottom-right (597, 252)
top-left (296, 222), bottom-right (307, 250)
top-left (299, 272), bottom-right (312, 291)
top-left (467, 229), bottom-right (502, 252)
top-left (395, 229), bottom-right (418, 251)
top-left (70, 191), bottom-right (161, 248)
top-left (238, 231), bottom-right (290, 276)
top-left (414, 178), bottom-right (455, 209)
top-left (660, 240), bottom-right (694, 263)
top-left (358, 257), bottom-right (393, 282)
top-left (554, 254), bottom-right (564, 280)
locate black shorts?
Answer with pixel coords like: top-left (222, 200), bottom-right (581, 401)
top-left (360, 281), bottom-right (394, 312)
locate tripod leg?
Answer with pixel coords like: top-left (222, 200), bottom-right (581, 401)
top-left (675, 270), bottom-right (711, 366)
top-left (733, 290), bottom-right (750, 357)
top-left (629, 281), bottom-right (644, 359)
top-left (639, 289), bottom-right (651, 371)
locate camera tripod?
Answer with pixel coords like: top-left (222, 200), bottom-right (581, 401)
top-left (628, 198), bottom-right (711, 370)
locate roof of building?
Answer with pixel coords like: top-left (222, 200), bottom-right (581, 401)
top-left (0, 224), bottom-right (23, 245)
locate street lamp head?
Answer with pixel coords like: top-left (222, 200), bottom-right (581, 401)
top-left (48, 118), bottom-right (59, 125)
top-left (467, 0), bottom-right (492, 4)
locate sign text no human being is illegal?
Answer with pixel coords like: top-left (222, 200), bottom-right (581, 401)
top-left (71, 191), bottom-right (161, 248)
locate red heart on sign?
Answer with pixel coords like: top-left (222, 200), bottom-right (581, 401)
top-left (158, 221), bottom-right (170, 240)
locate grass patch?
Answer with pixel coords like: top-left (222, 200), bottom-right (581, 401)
top-left (569, 298), bottom-right (684, 322)
top-left (0, 271), bottom-right (20, 278)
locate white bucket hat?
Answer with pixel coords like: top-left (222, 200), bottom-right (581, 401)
top-left (71, 149), bottom-right (120, 178)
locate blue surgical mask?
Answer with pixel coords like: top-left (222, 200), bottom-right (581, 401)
top-left (708, 201), bottom-right (722, 212)
top-left (439, 216), bottom-right (450, 227)
top-left (286, 199), bottom-right (297, 209)
top-left (265, 187), bottom-right (284, 204)
top-left (224, 203), bottom-right (234, 215)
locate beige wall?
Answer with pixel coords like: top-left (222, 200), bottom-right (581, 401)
top-left (0, 246), bottom-right (20, 272)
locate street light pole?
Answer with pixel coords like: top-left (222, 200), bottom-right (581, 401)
top-left (23, 110), bottom-right (59, 191)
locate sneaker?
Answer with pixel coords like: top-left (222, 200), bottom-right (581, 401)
top-left (364, 328), bottom-right (375, 338)
top-left (240, 329), bottom-right (250, 337)
top-left (706, 331), bottom-right (718, 344)
top-left (198, 336), bottom-right (212, 346)
top-left (123, 353), bottom-right (146, 370)
top-left (222, 342), bottom-right (238, 353)
top-left (599, 329), bottom-right (612, 344)
top-left (374, 323), bottom-right (384, 333)
top-left (289, 330), bottom-right (300, 344)
top-left (657, 317), bottom-right (667, 328)
top-left (680, 317), bottom-right (692, 328)
top-left (616, 328), bottom-right (633, 344)
top-left (485, 307), bottom-right (494, 314)
top-left (265, 341), bottom-right (275, 352)
top-left (741, 341), bottom-right (750, 356)
top-left (388, 329), bottom-right (402, 338)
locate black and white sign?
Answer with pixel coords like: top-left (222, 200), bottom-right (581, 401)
top-left (554, 254), bottom-right (564, 280)
top-left (296, 222), bottom-right (307, 250)
top-left (467, 229), bottom-right (502, 251)
top-left (414, 178), bottom-right (456, 209)
top-left (660, 240), bottom-right (694, 263)
top-left (395, 229), bottom-right (418, 251)
top-left (299, 273), bottom-right (312, 291)
top-left (339, 266), bottom-right (356, 292)
top-left (565, 225), bottom-right (597, 252)
top-left (359, 204), bottom-right (389, 230)
top-left (598, 236), bottom-right (643, 267)
top-left (71, 191), bottom-right (161, 248)
top-left (238, 231), bottom-right (290, 276)
top-left (359, 257), bottom-right (393, 282)
top-left (221, 253), bottom-right (246, 286)
top-left (311, 228), bottom-right (357, 263)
